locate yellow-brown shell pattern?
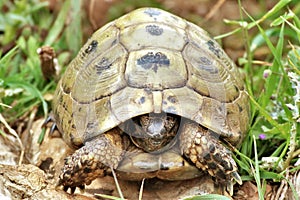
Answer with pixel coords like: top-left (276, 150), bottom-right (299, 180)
top-left (52, 8), bottom-right (250, 148)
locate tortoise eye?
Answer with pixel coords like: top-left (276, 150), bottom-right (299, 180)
top-left (139, 115), bottom-right (150, 127)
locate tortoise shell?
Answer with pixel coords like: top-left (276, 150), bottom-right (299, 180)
top-left (53, 7), bottom-right (249, 149)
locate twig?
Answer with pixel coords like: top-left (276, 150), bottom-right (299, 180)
top-left (139, 178), bottom-right (145, 200)
top-left (111, 166), bottom-right (125, 200)
top-left (0, 113), bottom-right (24, 165)
top-left (205, 0), bottom-right (226, 21)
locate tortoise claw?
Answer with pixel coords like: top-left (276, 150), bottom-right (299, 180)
top-left (232, 171), bottom-right (242, 185)
top-left (42, 112), bottom-right (60, 136)
top-left (42, 115), bottom-right (53, 127)
top-left (61, 185), bottom-right (84, 194)
top-left (78, 184), bottom-right (85, 190)
top-left (224, 171), bottom-right (242, 195)
top-left (62, 186), bottom-right (76, 194)
top-left (50, 123), bottom-right (57, 135)
top-left (70, 186), bottom-right (76, 194)
top-left (226, 182), bottom-right (234, 196)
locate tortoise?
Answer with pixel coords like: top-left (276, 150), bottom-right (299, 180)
top-left (52, 7), bottom-right (250, 194)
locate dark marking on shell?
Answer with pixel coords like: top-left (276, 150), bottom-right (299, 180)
top-left (216, 105), bottom-right (225, 115)
top-left (111, 39), bottom-right (118, 46)
top-left (234, 85), bottom-right (239, 93)
top-left (64, 86), bottom-right (71, 93)
top-left (58, 96), bottom-right (63, 104)
top-left (87, 122), bottom-right (95, 130)
top-left (139, 96), bottom-right (146, 104)
top-left (196, 56), bottom-right (218, 74)
top-left (165, 106), bottom-right (177, 114)
top-left (146, 25), bottom-right (163, 36)
top-left (198, 64), bottom-right (218, 74)
top-left (137, 52), bottom-right (170, 73)
top-left (238, 104), bottom-right (243, 112)
top-left (95, 57), bottom-right (112, 75)
top-left (167, 96), bottom-right (178, 104)
top-left (206, 40), bottom-right (222, 59)
top-left (84, 40), bottom-right (98, 54)
top-left (144, 88), bottom-right (152, 95)
top-left (144, 8), bottom-right (161, 17)
top-left (199, 57), bottom-right (212, 65)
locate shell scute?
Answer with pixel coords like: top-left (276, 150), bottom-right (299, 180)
top-left (71, 44), bottom-right (128, 103)
top-left (120, 23), bottom-right (187, 51)
top-left (110, 87), bottom-right (154, 123)
top-left (125, 48), bottom-right (187, 90)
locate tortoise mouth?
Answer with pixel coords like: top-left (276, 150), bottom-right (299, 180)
top-left (130, 133), bottom-right (179, 153)
top-left (122, 112), bottom-right (180, 153)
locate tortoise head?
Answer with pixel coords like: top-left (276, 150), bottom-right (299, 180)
top-left (125, 113), bottom-right (179, 153)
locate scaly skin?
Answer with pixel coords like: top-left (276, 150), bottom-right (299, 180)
top-left (57, 129), bottom-right (127, 192)
top-left (179, 119), bottom-right (242, 186)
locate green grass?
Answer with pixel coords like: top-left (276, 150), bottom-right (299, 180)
top-left (0, 0), bottom-right (300, 199)
top-left (229, 0), bottom-right (300, 199)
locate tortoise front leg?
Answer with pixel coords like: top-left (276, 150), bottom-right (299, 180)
top-left (58, 128), bottom-right (126, 192)
top-left (179, 120), bottom-right (242, 187)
